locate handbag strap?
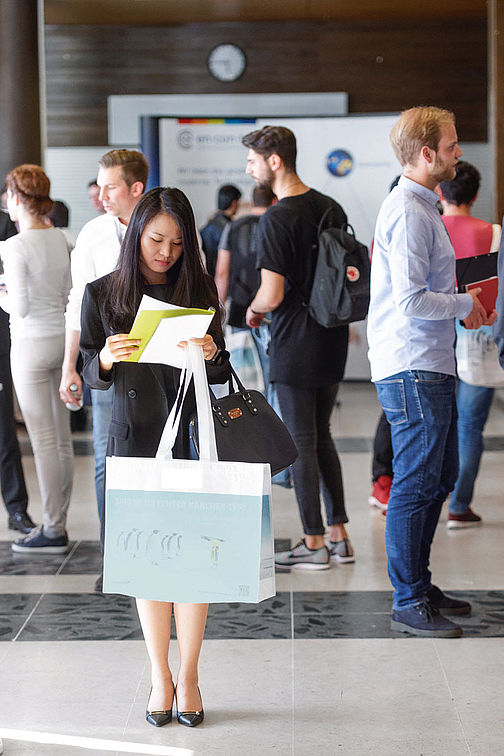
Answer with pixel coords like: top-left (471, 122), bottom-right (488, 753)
top-left (207, 362), bottom-right (260, 426)
top-left (208, 362), bottom-right (245, 402)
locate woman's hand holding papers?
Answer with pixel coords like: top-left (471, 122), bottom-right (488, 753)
top-left (99, 333), bottom-right (141, 373)
top-left (177, 333), bottom-right (218, 362)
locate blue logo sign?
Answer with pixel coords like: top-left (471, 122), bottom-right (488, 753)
top-left (327, 149), bottom-right (354, 177)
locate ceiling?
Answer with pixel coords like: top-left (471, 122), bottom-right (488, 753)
top-left (44, 0), bottom-right (487, 25)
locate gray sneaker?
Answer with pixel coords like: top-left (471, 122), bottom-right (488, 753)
top-left (275, 539), bottom-right (330, 570)
top-left (328, 538), bottom-right (355, 563)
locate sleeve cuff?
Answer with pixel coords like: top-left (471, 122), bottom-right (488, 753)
top-left (455, 293), bottom-right (474, 320)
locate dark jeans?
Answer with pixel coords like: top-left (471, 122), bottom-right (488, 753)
top-left (0, 351), bottom-right (28, 516)
top-left (372, 410), bottom-right (393, 481)
top-left (276, 382), bottom-right (348, 536)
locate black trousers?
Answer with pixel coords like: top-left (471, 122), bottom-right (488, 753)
top-left (0, 350), bottom-right (28, 516)
top-left (371, 410), bottom-right (393, 481)
top-left (276, 382), bottom-right (348, 536)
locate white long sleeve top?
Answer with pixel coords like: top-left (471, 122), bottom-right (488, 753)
top-left (64, 213), bottom-right (127, 332)
top-left (0, 228), bottom-right (72, 340)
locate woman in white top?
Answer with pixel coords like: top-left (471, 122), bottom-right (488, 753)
top-left (1, 164), bottom-right (73, 553)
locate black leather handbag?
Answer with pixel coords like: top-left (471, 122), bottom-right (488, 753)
top-left (189, 365), bottom-right (298, 475)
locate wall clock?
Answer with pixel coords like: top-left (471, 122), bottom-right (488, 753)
top-left (207, 44), bottom-right (247, 82)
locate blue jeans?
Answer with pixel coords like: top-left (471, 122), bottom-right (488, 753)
top-left (250, 324), bottom-right (271, 387)
top-left (91, 385), bottom-right (114, 526)
top-left (376, 371), bottom-right (458, 610)
top-left (450, 379), bottom-right (494, 515)
top-left (251, 325), bottom-right (292, 488)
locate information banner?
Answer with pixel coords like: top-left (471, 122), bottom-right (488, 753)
top-left (159, 115), bottom-right (401, 244)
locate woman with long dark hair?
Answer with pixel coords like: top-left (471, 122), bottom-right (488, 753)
top-left (80, 187), bottom-right (229, 728)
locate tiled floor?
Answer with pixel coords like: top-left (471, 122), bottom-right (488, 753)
top-left (1, 382), bottom-right (503, 755)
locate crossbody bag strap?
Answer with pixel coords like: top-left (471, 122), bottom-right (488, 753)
top-left (286, 203), bottom-right (345, 308)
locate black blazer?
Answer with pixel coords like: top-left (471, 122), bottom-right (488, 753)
top-left (80, 274), bottom-right (229, 459)
top-left (0, 212), bottom-right (17, 356)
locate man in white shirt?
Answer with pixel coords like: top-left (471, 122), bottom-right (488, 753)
top-left (59, 149), bottom-right (148, 573)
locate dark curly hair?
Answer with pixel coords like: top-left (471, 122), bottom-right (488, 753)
top-left (439, 161), bottom-right (480, 206)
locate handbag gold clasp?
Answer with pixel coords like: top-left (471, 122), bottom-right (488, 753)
top-left (228, 408), bottom-right (243, 420)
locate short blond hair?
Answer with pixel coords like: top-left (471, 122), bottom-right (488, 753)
top-left (390, 106), bottom-right (456, 167)
top-left (98, 149), bottom-right (148, 191)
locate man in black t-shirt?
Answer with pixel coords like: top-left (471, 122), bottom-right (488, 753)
top-left (242, 125), bottom-right (354, 570)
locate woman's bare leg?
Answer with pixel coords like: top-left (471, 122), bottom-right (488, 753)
top-left (173, 602), bottom-right (208, 711)
top-left (136, 599), bottom-right (175, 711)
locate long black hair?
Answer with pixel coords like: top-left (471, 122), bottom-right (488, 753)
top-left (103, 187), bottom-right (222, 343)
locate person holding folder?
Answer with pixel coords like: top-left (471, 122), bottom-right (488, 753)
top-left (80, 187), bottom-right (229, 728)
top-left (439, 161), bottom-right (501, 529)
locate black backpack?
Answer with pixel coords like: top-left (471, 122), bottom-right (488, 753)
top-left (227, 216), bottom-right (261, 328)
top-left (305, 207), bottom-right (371, 328)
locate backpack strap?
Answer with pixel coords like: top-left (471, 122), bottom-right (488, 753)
top-left (288, 204), bottom-right (350, 309)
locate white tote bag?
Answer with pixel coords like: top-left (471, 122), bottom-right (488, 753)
top-left (103, 343), bottom-right (276, 604)
top-left (455, 323), bottom-right (504, 388)
top-left (222, 326), bottom-right (264, 392)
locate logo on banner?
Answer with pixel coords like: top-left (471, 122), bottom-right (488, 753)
top-left (327, 149), bottom-right (354, 177)
top-left (177, 130), bottom-right (194, 149)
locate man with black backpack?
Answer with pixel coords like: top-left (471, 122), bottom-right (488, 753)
top-left (200, 183), bottom-right (241, 279)
top-left (242, 125), bottom-right (355, 570)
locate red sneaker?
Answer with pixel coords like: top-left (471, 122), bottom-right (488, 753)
top-left (446, 508), bottom-right (482, 529)
top-left (368, 475), bottom-right (392, 513)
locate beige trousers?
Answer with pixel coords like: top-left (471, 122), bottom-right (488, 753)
top-left (10, 334), bottom-right (73, 537)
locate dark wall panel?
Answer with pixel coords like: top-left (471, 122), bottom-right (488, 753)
top-left (45, 20), bottom-right (487, 147)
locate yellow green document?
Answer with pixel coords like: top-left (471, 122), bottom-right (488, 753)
top-left (124, 295), bottom-right (215, 368)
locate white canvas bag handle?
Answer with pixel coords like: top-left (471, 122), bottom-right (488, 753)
top-left (155, 354), bottom-right (193, 460)
top-left (155, 342), bottom-right (218, 462)
top-left (188, 341), bottom-right (218, 462)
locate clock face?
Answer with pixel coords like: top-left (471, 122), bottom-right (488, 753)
top-left (207, 44), bottom-right (246, 82)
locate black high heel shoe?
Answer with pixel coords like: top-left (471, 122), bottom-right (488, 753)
top-left (145, 686), bottom-right (173, 727)
top-left (175, 685), bottom-right (204, 727)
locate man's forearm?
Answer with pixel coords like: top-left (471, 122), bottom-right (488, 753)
top-left (250, 292), bottom-right (278, 314)
top-left (59, 329), bottom-right (83, 404)
top-left (63, 329), bottom-right (81, 370)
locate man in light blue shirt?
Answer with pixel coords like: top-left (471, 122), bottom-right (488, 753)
top-left (368, 106), bottom-right (495, 638)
